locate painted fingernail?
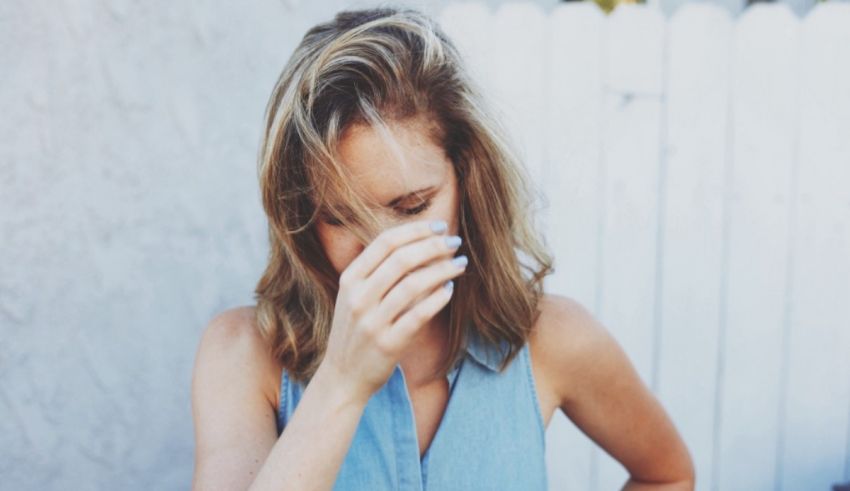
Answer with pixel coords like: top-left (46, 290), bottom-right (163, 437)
top-left (444, 235), bottom-right (462, 249)
top-left (451, 255), bottom-right (468, 268)
top-left (430, 220), bottom-right (448, 233)
top-left (444, 280), bottom-right (454, 292)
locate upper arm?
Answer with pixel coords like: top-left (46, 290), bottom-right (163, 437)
top-left (191, 306), bottom-right (283, 491)
top-left (535, 294), bottom-right (695, 485)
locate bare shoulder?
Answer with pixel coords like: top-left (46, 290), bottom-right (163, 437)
top-left (194, 305), bottom-right (282, 411)
top-left (191, 305), bottom-right (284, 490)
top-left (528, 293), bottom-right (620, 407)
top-left (528, 294), bottom-right (695, 486)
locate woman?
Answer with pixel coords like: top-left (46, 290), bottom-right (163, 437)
top-left (191, 7), bottom-right (694, 490)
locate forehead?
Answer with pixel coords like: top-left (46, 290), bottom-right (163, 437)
top-left (333, 118), bottom-right (450, 204)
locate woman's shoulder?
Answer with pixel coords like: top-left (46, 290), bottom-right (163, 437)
top-left (528, 293), bottom-right (617, 408)
top-left (195, 305), bottom-right (283, 412)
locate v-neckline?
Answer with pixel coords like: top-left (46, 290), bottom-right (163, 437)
top-left (396, 356), bottom-right (465, 468)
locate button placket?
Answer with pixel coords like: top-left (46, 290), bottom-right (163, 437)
top-left (422, 356), bottom-right (465, 490)
top-left (394, 365), bottom-right (425, 491)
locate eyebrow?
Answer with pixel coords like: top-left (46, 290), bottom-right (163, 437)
top-left (383, 185), bottom-right (437, 207)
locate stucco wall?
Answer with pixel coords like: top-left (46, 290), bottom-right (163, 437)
top-left (2, 1), bottom-right (524, 489)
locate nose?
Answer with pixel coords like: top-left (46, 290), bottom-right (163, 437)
top-left (355, 215), bottom-right (395, 247)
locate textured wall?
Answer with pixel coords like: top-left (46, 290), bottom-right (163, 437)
top-left (1, 1), bottom-right (536, 489)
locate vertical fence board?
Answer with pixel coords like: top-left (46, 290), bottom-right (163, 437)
top-left (717, 6), bottom-right (799, 490)
top-left (596, 5), bottom-right (666, 490)
top-left (438, 2), bottom-right (493, 86)
top-left (543, 5), bottom-right (605, 490)
top-left (659, 5), bottom-right (732, 491)
top-left (781, 3), bottom-right (850, 489)
top-left (488, 3), bottom-right (549, 230)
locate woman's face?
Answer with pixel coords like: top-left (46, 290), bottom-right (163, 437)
top-left (315, 116), bottom-right (460, 275)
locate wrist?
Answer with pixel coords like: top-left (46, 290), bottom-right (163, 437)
top-left (312, 362), bottom-right (372, 409)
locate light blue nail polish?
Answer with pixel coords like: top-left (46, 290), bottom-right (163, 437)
top-left (430, 220), bottom-right (448, 233)
top-left (444, 280), bottom-right (454, 291)
top-left (445, 235), bottom-right (462, 249)
top-left (451, 255), bottom-right (468, 268)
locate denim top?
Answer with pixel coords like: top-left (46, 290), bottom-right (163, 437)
top-left (276, 324), bottom-right (548, 490)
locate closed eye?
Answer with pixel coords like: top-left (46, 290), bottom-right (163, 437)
top-left (319, 200), bottom-right (432, 226)
top-left (321, 215), bottom-right (344, 226)
top-left (397, 200), bottom-right (432, 216)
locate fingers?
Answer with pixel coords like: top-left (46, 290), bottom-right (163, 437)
top-left (340, 220), bottom-right (448, 285)
top-left (376, 253), bottom-right (467, 326)
top-left (363, 233), bottom-right (462, 303)
top-left (382, 279), bottom-right (456, 350)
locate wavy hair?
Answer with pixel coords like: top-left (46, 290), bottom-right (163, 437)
top-left (253, 6), bottom-right (553, 386)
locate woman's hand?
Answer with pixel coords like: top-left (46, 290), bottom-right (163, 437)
top-left (319, 219), bottom-right (467, 403)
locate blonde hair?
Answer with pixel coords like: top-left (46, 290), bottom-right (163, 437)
top-left (253, 6), bottom-right (553, 386)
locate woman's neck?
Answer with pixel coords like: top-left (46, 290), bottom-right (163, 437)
top-left (398, 309), bottom-right (451, 389)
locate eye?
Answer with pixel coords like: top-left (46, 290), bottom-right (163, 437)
top-left (319, 211), bottom-right (347, 227)
top-left (321, 200), bottom-right (432, 226)
top-left (397, 200), bottom-right (432, 216)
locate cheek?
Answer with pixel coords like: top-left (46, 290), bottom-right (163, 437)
top-left (316, 225), bottom-right (363, 274)
top-left (437, 183), bottom-right (462, 235)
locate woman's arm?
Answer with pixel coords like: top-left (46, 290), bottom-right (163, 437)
top-left (191, 308), bottom-right (368, 491)
top-left (192, 221), bottom-right (464, 490)
top-left (247, 362), bottom-right (368, 491)
top-left (535, 295), bottom-right (696, 490)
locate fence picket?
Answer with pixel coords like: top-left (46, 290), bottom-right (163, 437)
top-left (717, 5), bottom-right (800, 490)
top-left (595, 5), bottom-right (667, 490)
top-left (781, 3), bottom-right (850, 489)
top-left (658, 5), bottom-right (732, 491)
top-left (543, 5), bottom-right (606, 490)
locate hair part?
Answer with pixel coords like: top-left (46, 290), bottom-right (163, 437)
top-left (254, 6), bottom-right (554, 386)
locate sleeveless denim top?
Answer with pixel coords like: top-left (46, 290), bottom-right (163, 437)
top-left (276, 325), bottom-right (548, 490)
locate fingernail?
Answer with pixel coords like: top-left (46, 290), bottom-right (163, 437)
top-left (444, 235), bottom-right (462, 249)
top-left (444, 280), bottom-right (454, 292)
top-left (430, 220), bottom-right (447, 233)
top-left (451, 255), bottom-right (468, 268)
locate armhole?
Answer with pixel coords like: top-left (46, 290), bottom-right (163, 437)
top-left (522, 343), bottom-right (547, 445)
top-left (276, 368), bottom-right (289, 436)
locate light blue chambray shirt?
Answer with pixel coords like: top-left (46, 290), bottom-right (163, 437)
top-left (276, 323), bottom-right (548, 490)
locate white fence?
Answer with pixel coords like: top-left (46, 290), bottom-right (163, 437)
top-left (439, 2), bottom-right (850, 490)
